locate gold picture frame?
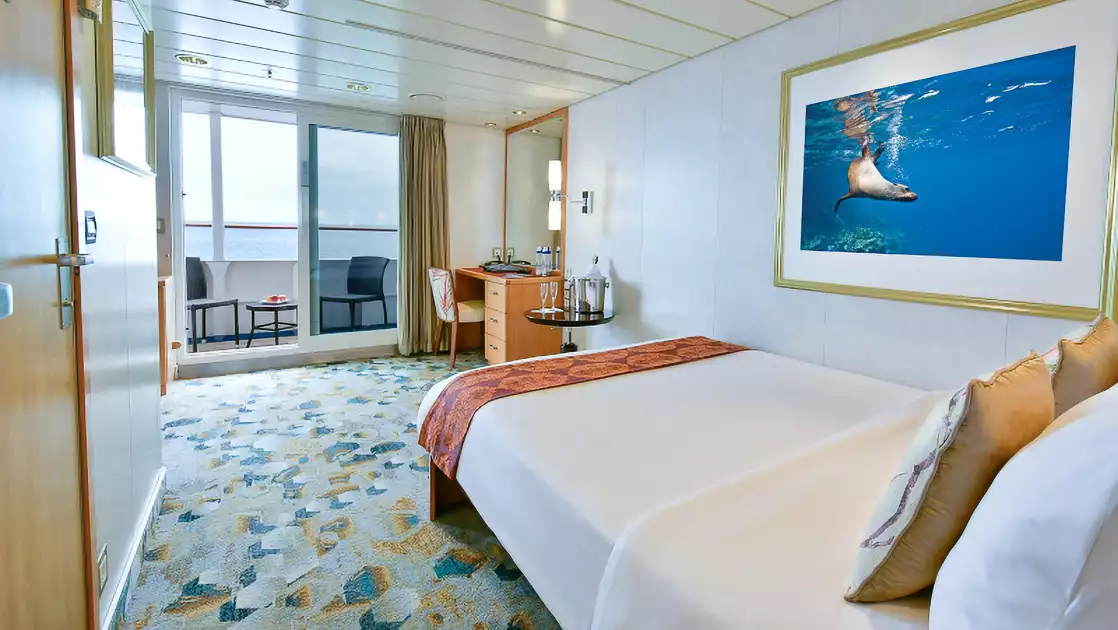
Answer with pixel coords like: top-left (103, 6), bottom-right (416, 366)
top-left (774, 0), bottom-right (1118, 320)
top-left (95, 0), bottom-right (156, 177)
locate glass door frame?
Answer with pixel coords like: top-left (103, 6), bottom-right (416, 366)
top-left (167, 86), bottom-right (399, 366)
top-left (296, 109), bottom-right (400, 353)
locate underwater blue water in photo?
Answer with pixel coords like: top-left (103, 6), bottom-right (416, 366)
top-left (799, 46), bottom-right (1075, 261)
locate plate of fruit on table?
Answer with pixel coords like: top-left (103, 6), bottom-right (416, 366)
top-left (262, 294), bottom-right (289, 304)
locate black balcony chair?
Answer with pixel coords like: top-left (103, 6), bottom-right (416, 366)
top-left (319, 256), bottom-right (390, 332)
top-left (186, 256), bottom-right (239, 353)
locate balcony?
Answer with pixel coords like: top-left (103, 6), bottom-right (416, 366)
top-left (185, 222), bottom-right (398, 353)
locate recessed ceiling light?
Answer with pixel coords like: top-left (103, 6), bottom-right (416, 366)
top-left (529, 129), bottom-right (540, 134)
top-left (409, 93), bottom-right (445, 102)
top-left (264, 0), bottom-right (289, 8)
top-left (512, 110), bottom-right (528, 116)
top-left (484, 122), bottom-right (497, 128)
top-left (347, 82), bottom-right (370, 92)
top-left (175, 54), bottom-right (208, 66)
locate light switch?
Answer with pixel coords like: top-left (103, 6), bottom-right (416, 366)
top-left (0, 283), bottom-right (12, 320)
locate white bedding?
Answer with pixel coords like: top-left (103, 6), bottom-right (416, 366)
top-left (591, 401), bottom-right (938, 630)
top-left (418, 342), bottom-right (929, 629)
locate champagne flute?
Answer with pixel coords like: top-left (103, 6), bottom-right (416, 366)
top-left (549, 281), bottom-right (559, 313)
top-left (539, 282), bottom-right (548, 313)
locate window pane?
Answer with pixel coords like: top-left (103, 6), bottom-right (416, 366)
top-left (311, 127), bottom-right (400, 335)
top-left (224, 228), bottom-right (298, 261)
top-left (221, 117), bottom-right (298, 260)
top-left (181, 111), bottom-right (214, 260)
top-left (222, 117), bottom-right (299, 226)
top-left (317, 128), bottom-right (399, 233)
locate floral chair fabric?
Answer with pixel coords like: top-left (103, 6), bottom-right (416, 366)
top-left (429, 268), bottom-right (456, 323)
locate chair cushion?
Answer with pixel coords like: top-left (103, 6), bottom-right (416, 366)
top-left (456, 300), bottom-right (486, 324)
top-left (320, 293), bottom-right (383, 303)
top-left (845, 352), bottom-right (1055, 602)
top-left (187, 298), bottom-right (238, 310)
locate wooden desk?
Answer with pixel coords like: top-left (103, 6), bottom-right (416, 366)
top-left (455, 267), bottom-right (563, 364)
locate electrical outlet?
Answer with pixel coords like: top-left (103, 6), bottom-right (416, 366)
top-left (506, 247), bottom-right (515, 262)
top-left (97, 545), bottom-right (109, 594)
top-left (491, 247), bottom-right (502, 261)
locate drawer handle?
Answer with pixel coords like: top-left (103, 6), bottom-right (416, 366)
top-left (489, 291), bottom-right (499, 296)
top-left (488, 317), bottom-right (498, 323)
top-left (488, 344), bottom-right (498, 350)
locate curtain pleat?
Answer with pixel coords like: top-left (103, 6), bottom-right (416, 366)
top-left (398, 115), bottom-right (449, 355)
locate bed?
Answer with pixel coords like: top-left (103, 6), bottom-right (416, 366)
top-left (417, 340), bottom-right (938, 629)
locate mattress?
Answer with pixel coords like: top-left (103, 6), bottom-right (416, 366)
top-left (418, 344), bottom-right (928, 630)
top-left (591, 402), bottom-right (938, 630)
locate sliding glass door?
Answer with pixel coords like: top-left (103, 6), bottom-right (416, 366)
top-left (170, 89), bottom-right (400, 362)
top-left (298, 111), bottom-right (400, 351)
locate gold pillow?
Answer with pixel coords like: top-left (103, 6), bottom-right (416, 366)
top-left (1050, 316), bottom-right (1118, 418)
top-left (846, 353), bottom-right (1054, 602)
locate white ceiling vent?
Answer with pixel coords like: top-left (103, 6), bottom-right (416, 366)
top-left (263, 0), bottom-right (289, 9)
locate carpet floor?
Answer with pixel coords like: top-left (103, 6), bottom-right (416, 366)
top-left (125, 353), bottom-right (560, 630)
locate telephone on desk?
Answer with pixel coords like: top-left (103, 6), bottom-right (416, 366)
top-left (481, 260), bottom-right (530, 273)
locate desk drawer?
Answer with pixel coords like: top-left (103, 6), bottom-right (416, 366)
top-left (484, 281), bottom-right (507, 312)
top-left (485, 308), bottom-right (507, 341)
top-left (484, 334), bottom-right (507, 364)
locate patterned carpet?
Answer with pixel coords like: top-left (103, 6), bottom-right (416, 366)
top-left (125, 353), bottom-right (560, 630)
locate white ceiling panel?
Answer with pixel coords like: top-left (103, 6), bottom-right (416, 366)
top-left (142, 0), bottom-right (837, 127)
top-left (154, 0), bottom-right (646, 82)
top-left (752, 0), bottom-right (836, 17)
top-left (155, 30), bottom-right (592, 103)
top-left (343, 0), bottom-right (685, 70)
top-left (617, 0), bottom-right (787, 38)
top-left (485, 0), bottom-right (732, 57)
top-left (149, 7), bottom-right (631, 93)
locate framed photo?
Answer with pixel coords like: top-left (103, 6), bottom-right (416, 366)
top-left (95, 0), bottom-right (156, 177)
top-left (775, 0), bottom-right (1118, 319)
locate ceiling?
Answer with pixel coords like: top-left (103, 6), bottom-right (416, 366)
top-left (118, 0), bottom-right (834, 128)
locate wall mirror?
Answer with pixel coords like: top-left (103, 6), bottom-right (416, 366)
top-left (504, 108), bottom-right (567, 269)
top-left (96, 0), bottom-right (156, 177)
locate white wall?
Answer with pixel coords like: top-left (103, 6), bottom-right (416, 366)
top-left (446, 122), bottom-right (506, 268)
top-left (74, 16), bottom-right (163, 628)
top-left (566, 0), bottom-right (1111, 391)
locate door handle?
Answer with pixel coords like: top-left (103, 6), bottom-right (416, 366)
top-left (54, 238), bottom-right (92, 330)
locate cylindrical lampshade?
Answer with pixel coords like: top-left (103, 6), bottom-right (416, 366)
top-left (548, 199), bottom-right (562, 231)
top-left (548, 160), bottom-right (563, 192)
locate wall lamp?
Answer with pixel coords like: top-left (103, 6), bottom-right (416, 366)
top-left (548, 160), bottom-right (593, 229)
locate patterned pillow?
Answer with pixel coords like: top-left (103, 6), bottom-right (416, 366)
top-left (1043, 315), bottom-right (1118, 418)
top-left (845, 353), bottom-right (1055, 603)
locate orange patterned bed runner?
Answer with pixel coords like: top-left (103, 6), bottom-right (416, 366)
top-left (419, 336), bottom-right (747, 479)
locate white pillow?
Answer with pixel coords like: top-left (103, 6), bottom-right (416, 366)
top-left (929, 406), bottom-right (1118, 630)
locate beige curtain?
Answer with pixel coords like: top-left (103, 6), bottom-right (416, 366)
top-left (398, 115), bottom-right (449, 355)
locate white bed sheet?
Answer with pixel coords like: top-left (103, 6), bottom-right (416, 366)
top-left (591, 401), bottom-right (938, 630)
top-left (418, 344), bottom-right (927, 630)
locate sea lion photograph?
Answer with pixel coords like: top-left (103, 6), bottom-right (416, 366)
top-left (833, 142), bottom-right (918, 213)
top-left (797, 46), bottom-right (1075, 260)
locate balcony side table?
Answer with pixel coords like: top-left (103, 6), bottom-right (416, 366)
top-left (245, 301), bottom-right (298, 347)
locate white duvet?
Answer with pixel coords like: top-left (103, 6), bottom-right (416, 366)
top-left (418, 340), bottom-right (937, 629)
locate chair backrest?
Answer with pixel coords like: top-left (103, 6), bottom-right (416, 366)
top-left (186, 257), bottom-right (207, 300)
top-left (348, 256), bottom-right (389, 296)
top-left (428, 268), bottom-right (455, 323)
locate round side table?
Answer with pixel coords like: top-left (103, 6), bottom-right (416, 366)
top-left (524, 308), bottom-right (615, 353)
top-left (245, 301), bottom-right (298, 347)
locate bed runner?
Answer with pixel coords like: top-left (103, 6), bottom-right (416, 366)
top-left (420, 336), bottom-right (747, 479)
